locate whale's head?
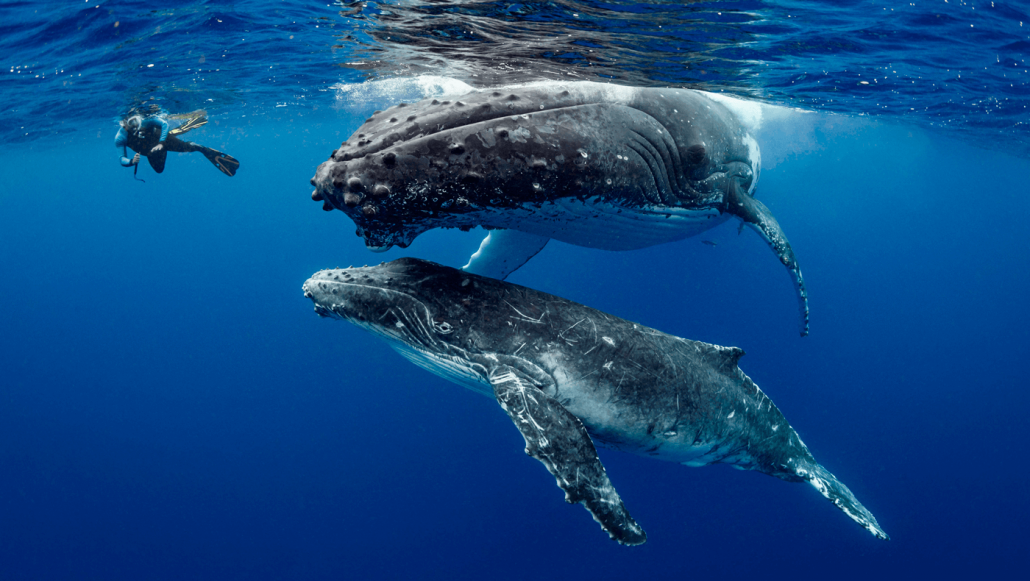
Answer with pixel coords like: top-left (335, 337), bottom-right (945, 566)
top-left (303, 258), bottom-right (489, 354)
top-left (309, 85), bottom-right (613, 252)
top-left (304, 258), bottom-right (520, 393)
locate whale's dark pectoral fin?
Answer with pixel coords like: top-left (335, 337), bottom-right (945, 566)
top-left (463, 230), bottom-right (550, 281)
top-left (727, 184), bottom-right (810, 336)
top-left (489, 366), bottom-right (647, 546)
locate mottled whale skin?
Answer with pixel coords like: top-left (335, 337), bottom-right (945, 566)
top-left (310, 81), bottom-right (810, 336)
top-left (302, 258), bottom-right (886, 545)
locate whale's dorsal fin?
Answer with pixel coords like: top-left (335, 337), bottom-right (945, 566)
top-left (488, 365), bottom-right (647, 546)
top-left (715, 345), bottom-right (745, 372)
top-left (462, 229), bottom-right (550, 280)
top-left (684, 341), bottom-right (745, 373)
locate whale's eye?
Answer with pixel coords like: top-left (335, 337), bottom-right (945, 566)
top-left (433, 320), bottom-right (454, 334)
top-left (687, 144), bottom-right (707, 165)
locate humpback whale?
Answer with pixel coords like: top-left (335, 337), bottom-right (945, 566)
top-left (302, 258), bottom-right (887, 545)
top-left (310, 81), bottom-right (810, 336)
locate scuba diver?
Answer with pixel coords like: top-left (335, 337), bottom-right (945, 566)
top-left (115, 111), bottom-right (240, 178)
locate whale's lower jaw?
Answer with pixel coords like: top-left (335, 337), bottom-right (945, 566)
top-left (388, 341), bottom-right (494, 397)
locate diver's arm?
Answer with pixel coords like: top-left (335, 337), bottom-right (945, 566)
top-left (157, 118), bottom-right (169, 142)
top-left (115, 129), bottom-right (136, 166)
top-left (120, 145), bottom-right (138, 167)
top-left (143, 118), bottom-right (170, 154)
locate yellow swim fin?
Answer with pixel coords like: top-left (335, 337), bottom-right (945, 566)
top-left (169, 111), bottom-right (208, 136)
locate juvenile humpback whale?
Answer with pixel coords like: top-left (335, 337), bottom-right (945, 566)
top-left (310, 81), bottom-right (810, 336)
top-left (302, 258), bottom-right (887, 545)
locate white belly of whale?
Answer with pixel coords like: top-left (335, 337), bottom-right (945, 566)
top-left (476, 196), bottom-right (730, 251)
top-left (547, 376), bottom-right (757, 468)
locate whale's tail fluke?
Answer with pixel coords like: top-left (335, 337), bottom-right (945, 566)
top-left (796, 461), bottom-right (889, 540)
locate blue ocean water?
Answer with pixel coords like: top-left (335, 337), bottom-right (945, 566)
top-left (1, 1), bottom-right (1028, 579)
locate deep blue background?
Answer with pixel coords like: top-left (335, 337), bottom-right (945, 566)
top-left (4, 0), bottom-right (1029, 578)
top-left (2, 105), bottom-right (1028, 579)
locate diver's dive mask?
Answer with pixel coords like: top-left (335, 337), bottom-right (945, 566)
top-left (125, 115), bottom-right (142, 135)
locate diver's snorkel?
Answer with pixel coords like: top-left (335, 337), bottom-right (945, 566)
top-left (122, 145), bottom-right (145, 183)
top-left (121, 116), bottom-right (145, 183)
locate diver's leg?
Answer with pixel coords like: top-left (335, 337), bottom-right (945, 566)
top-left (163, 135), bottom-right (201, 153)
top-left (146, 149), bottom-right (167, 173)
top-left (165, 135), bottom-right (239, 176)
top-left (143, 135), bottom-right (192, 173)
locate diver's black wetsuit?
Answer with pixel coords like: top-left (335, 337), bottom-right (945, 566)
top-left (125, 123), bottom-right (210, 174)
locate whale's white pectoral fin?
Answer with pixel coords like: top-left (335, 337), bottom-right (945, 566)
top-left (488, 365), bottom-right (647, 546)
top-left (796, 461), bottom-right (890, 540)
top-left (462, 230), bottom-right (550, 281)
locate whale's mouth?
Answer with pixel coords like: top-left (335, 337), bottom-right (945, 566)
top-left (357, 225), bottom-right (417, 252)
top-left (363, 235), bottom-right (412, 252)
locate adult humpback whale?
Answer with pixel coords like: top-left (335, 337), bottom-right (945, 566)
top-left (310, 81), bottom-right (810, 336)
top-left (302, 258), bottom-right (887, 545)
